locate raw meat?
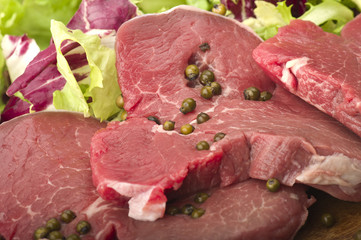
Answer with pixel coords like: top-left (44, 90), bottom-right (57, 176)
top-left (253, 18), bottom-right (361, 138)
top-left (0, 111), bottom-right (312, 239)
top-left (125, 180), bottom-right (314, 240)
top-left (0, 112), bottom-right (106, 239)
top-left (341, 13), bottom-right (361, 45)
top-left (91, 6), bottom-right (361, 221)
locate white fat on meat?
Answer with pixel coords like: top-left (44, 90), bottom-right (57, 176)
top-left (128, 187), bottom-right (166, 221)
top-left (99, 180), bottom-right (166, 221)
top-left (281, 57), bottom-right (309, 91)
top-left (296, 153), bottom-right (361, 192)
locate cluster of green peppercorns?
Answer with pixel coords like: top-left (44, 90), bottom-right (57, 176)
top-left (244, 86), bottom-right (273, 101)
top-left (32, 210), bottom-right (91, 240)
top-left (166, 192), bottom-right (210, 219)
top-left (184, 65), bottom-right (222, 100)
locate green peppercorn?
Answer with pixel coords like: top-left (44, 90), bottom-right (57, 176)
top-left (46, 218), bottom-right (61, 232)
top-left (163, 120), bottom-right (175, 131)
top-left (194, 192), bottom-right (209, 203)
top-left (214, 132), bottom-right (226, 142)
top-left (321, 213), bottom-right (335, 228)
top-left (166, 206), bottom-right (179, 216)
top-left (33, 227), bottom-right (50, 240)
top-left (147, 116), bottom-right (161, 125)
top-left (76, 220), bottom-right (91, 235)
top-left (212, 3), bottom-right (226, 15)
top-left (180, 98), bottom-right (196, 114)
top-left (199, 70), bottom-right (215, 86)
top-left (244, 87), bottom-right (260, 100)
top-left (199, 43), bottom-right (210, 52)
top-left (197, 112), bottom-right (210, 124)
top-left (196, 141), bottom-right (210, 150)
top-left (180, 124), bottom-right (194, 135)
top-left (211, 82), bottom-right (222, 95)
top-left (66, 234), bottom-right (81, 240)
top-left (259, 91), bottom-right (273, 101)
top-left (115, 94), bottom-right (124, 108)
top-left (201, 86), bottom-right (213, 99)
top-left (181, 204), bottom-right (195, 215)
top-left (60, 210), bottom-right (76, 224)
top-left (191, 208), bottom-right (206, 219)
top-left (353, 230), bottom-right (361, 240)
top-left (185, 64), bottom-right (199, 81)
top-left (266, 178), bottom-right (280, 192)
top-left (48, 231), bottom-right (63, 240)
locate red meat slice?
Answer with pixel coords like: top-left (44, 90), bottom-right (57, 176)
top-left (0, 112), bottom-right (312, 239)
top-left (341, 14), bottom-right (361, 45)
top-left (253, 18), bottom-right (361, 138)
top-left (91, 6), bottom-right (361, 221)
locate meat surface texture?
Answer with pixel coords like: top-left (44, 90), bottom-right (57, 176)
top-left (91, 6), bottom-right (361, 222)
top-left (0, 112), bottom-right (107, 239)
top-left (253, 18), bottom-right (361, 138)
top-left (0, 112), bottom-right (312, 239)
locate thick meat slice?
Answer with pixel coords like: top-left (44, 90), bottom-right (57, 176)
top-left (124, 180), bottom-right (314, 240)
top-left (0, 112), bottom-right (106, 239)
top-left (0, 112), bottom-right (312, 239)
top-left (91, 6), bottom-right (361, 221)
top-left (253, 18), bottom-right (361, 137)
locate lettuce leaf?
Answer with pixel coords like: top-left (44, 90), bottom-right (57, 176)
top-left (51, 20), bottom-right (121, 121)
top-left (299, 0), bottom-right (354, 34)
top-left (0, 0), bottom-right (82, 50)
top-left (0, 33), bottom-right (7, 115)
top-left (243, 0), bottom-right (354, 40)
top-left (132, 0), bottom-right (186, 13)
top-left (131, 0), bottom-right (219, 13)
top-left (242, 1), bottom-right (294, 40)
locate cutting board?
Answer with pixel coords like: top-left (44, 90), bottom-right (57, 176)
top-left (295, 188), bottom-right (361, 239)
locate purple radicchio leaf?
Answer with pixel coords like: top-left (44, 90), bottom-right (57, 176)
top-left (1, 0), bottom-right (137, 122)
top-left (67, 0), bottom-right (137, 32)
top-left (221, 0), bottom-right (307, 21)
top-left (2, 42), bottom-right (78, 121)
top-left (1, 34), bottom-right (40, 82)
top-left (221, 0), bottom-right (256, 21)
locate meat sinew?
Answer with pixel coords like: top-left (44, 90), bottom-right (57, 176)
top-left (0, 112), bottom-right (312, 239)
top-left (90, 6), bottom-right (361, 222)
top-left (253, 17), bottom-right (361, 138)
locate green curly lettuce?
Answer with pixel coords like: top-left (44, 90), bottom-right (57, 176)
top-left (51, 20), bottom-right (121, 121)
top-left (243, 0), bottom-right (354, 40)
top-left (0, 0), bottom-right (81, 50)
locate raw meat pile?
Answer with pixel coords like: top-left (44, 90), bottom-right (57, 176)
top-left (0, 112), bottom-right (312, 239)
top-left (1, 4), bottom-right (361, 240)
top-left (91, 5), bottom-right (361, 222)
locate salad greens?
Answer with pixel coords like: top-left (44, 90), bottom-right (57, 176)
top-left (0, 0), bottom-right (135, 121)
top-left (299, 0), bottom-right (354, 34)
top-left (243, 0), bottom-right (355, 39)
top-left (51, 20), bottom-right (121, 121)
top-left (132, 0), bottom-right (220, 13)
top-left (242, 1), bottom-right (294, 40)
top-left (0, 34), bottom-right (7, 114)
top-left (0, 0), bottom-right (82, 50)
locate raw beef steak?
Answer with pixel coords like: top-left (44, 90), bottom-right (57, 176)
top-left (91, 6), bottom-right (361, 221)
top-left (253, 18), bottom-right (361, 137)
top-left (0, 112), bottom-right (312, 239)
top-left (341, 13), bottom-right (361, 45)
